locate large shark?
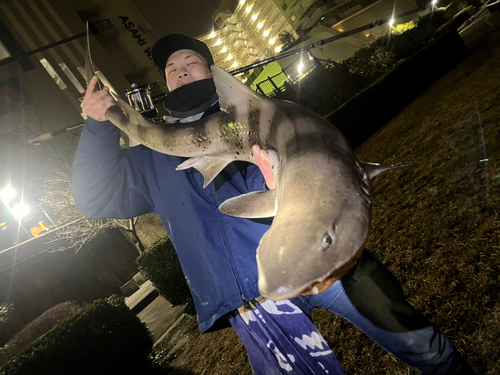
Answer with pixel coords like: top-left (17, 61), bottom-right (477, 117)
top-left (104, 66), bottom-right (394, 301)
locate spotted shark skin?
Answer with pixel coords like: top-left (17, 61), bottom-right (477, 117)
top-left (104, 65), bottom-right (396, 301)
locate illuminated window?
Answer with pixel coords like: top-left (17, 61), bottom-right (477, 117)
top-left (39, 58), bottom-right (67, 90)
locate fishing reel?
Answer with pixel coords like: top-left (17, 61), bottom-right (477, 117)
top-left (125, 83), bottom-right (162, 120)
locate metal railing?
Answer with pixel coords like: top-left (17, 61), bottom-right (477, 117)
top-left (255, 71), bottom-right (289, 97)
top-left (255, 53), bottom-right (320, 98)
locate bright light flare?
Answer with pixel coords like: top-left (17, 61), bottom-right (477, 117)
top-left (12, 202), bottom-right (29, 220)
top-left (431, 0), bottom-right (437, 5)
top-left (1, 185), bottom-right (15, 204)
top-left (389, 18), bottom-right (395, 26)
top-left (252, 14), bottom-right (258, 20)
top-left (246, 6), bottom-right (252, 12)
top-left (263, 30), bottom-right (270, 36)
top-left (210, 31), bottom-right (215, 38)
top-left (216, 39), bottom-right (222, 46)
top-left (257, 22), bottom-right (263, 28)
top-left (297, 62), bottom-right (304, 74)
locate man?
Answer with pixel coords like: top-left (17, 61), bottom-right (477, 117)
top-left (73, 34), bottom-right (474, 374)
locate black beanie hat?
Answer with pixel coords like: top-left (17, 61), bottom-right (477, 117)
top-left (151, 34), bottom-right (215, 79)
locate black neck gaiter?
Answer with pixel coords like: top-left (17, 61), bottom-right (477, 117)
top-left (163, 78), bottom-right (218, 118)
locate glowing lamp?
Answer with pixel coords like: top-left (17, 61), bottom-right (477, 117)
top-left (12, 202), bottom-right (29, 220)
top-left (0, 185), bottom-right (15, 204)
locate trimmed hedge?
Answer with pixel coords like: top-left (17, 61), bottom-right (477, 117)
top-left (0, 297), bottom-right (153, 375)
top-left (0, 302), bottom-right (81, 367)
top-left (137, 236), bottom-right (194, 312)
top-left (326, 30), bottom-right (468, 149)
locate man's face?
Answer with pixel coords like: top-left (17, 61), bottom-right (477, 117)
top-left (165, 49), bottom-right (212, 92)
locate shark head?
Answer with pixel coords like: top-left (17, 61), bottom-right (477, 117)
top-left (256, 165), bottom-right (372, 301)
top-left (257, 206), bottom-right (370, 300)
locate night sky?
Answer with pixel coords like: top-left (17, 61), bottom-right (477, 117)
top-left (132, 0), bottom-right (224, 38)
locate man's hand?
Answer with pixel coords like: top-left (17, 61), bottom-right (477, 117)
top-left (252, 145), bottom-right (275, 190)
top-left (81, 76), bottom-right (114, 122)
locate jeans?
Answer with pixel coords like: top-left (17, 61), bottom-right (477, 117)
top-left (292, 250), bottom-right (475, 375)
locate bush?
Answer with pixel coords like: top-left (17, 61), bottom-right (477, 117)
top-left (137, 236), bottom-right (194, 311)
top-left (0, 304), bottom-right (12, 325)
top-left (0, 297), bottom-right (153, 375)
top-left (326, 30), bottom-right (468, 149)
top-left (346, 9), bottom-right (449, 78)
top-left (0, 302), bottom-right (81, 367)
top-left (274, 63), bottom-right (374, 116)
top-left (274, 8), bottom-right (458, 116)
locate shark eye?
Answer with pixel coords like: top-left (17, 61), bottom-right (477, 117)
top-left (321, 234), bottom-right (333, 250)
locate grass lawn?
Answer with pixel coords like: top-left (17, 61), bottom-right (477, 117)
top-left (155, 32), bottom-right (500, 375)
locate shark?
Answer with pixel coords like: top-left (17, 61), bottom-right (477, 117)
top-left (104, 65), bottom-right (395, 301)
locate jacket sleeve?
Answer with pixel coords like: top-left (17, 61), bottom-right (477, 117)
top-left (72, 118), bottom-right (154, 219)
top-left (245, 164), bottom-right (268, 191)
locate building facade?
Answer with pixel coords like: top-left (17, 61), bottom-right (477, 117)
top-left (196, 0), bottom-right (298, 79)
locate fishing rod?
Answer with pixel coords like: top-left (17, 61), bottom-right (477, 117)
top-left (229, 8), bottom-right (422, 75)
top-left (27, 8), bottom-right (421, 144)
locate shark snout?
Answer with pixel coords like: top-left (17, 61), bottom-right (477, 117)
top-left (256, 227), bottom-right (341, 300)
top-left (256, 210), bottom-right (369, 301)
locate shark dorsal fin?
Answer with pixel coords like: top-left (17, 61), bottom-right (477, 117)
top-left (210, 66), bottom-right (269, 113)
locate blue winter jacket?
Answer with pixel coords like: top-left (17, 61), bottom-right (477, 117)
top-left (72, 104), bottom-right (270, 333)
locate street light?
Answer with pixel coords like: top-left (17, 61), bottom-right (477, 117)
top-left (1, 184), bottom-right (31, 238)
top-left (12, 202), bottom-right (30, 220)
top-left (1, 185), bottom-right (15, 204)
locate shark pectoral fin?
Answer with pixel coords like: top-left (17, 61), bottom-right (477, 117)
top-left (219, 190), bottom-right (278, 218)
top-left (176, 156), bottom-right (231, 188)
top-left (361, 162), bottom-right (407, 180)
